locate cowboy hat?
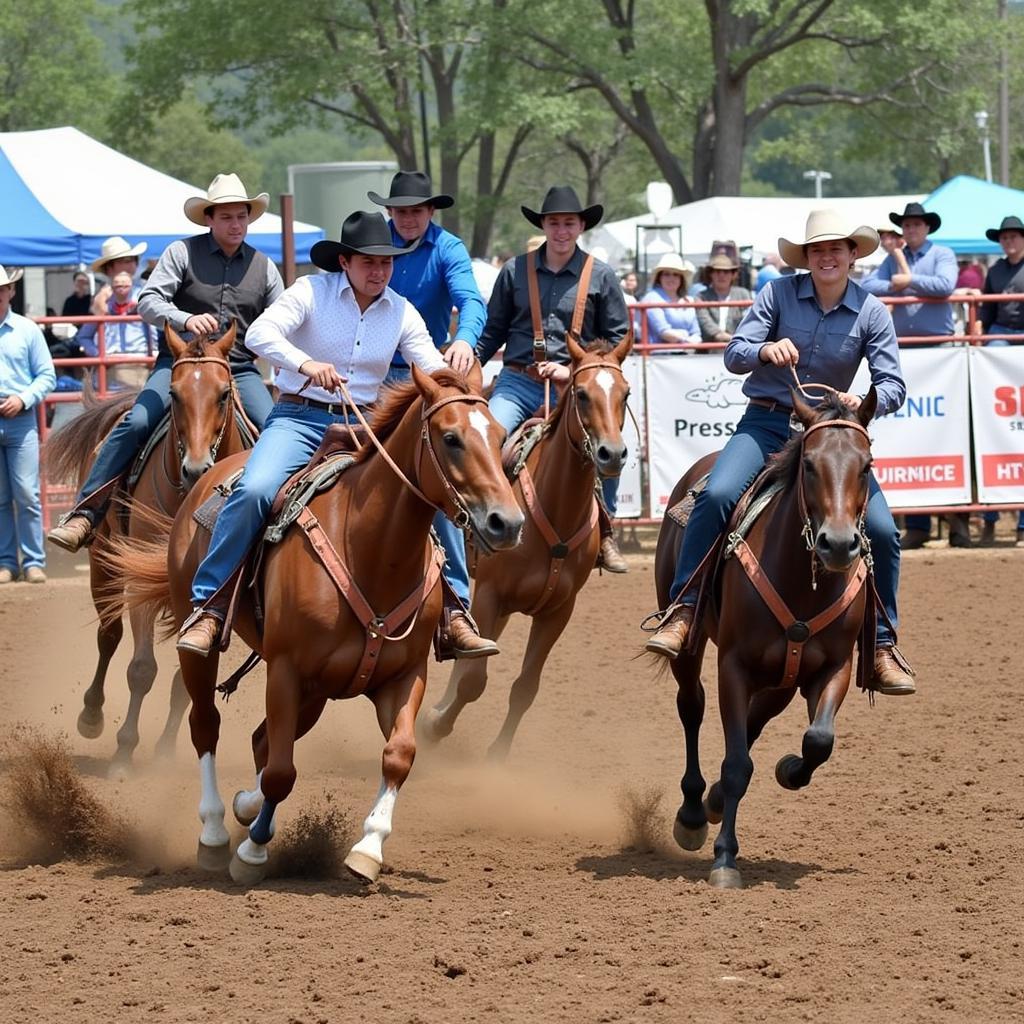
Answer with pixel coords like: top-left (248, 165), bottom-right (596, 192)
top-left (889, 202), bottom-right (940, 233)
top-left (651, 252), bottom-right (695, 287)
top-left (521, 185), bottom-right (603, 230)
top-left (876, 224), bottom-right (902, 236)
top-left (778, 210), bottom-right (879, 270)
top-left (183, 173), bottom-right (269, 226)
top-left (0, 265), bottom-right (24, 287)
top-left (707, 253), bottom-right (739, 271)
top-left (310, 211), bottom-right (418, 272)
top-left (985, 215), bottom-right (1024, 242)
top-left (90, 236), bottom-right (148, 273)
top-left (368, 170), bottom-right (454, 210)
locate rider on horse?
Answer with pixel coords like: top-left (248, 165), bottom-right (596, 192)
top-left (644, 210), bottom-right (917, 697)
top-left (48, 174), bottom-right (284, 553)
top-left (174, 211), bottom-right (448, 656)
top-left (475, 185), bottom-right (632, 573)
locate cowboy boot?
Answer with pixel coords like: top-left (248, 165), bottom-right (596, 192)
top-left (438, 610), bottom-right (499, 660)
top-left (947, 514), bottom-right (971, 548)
top-left (644, 604), bottom-right (696, 659)
top-left (899, 527), bottom-right (929, 550)
top-left (980, 520), bottom-right (996, 547)
top-left (596, 533), bottom-right (628, 573)
top-left (871, 646), bottom-right (916, 696)
top-left (176, 609), bottom-right (223, 657)
top-left (47, 512), bottom-right (95, 553)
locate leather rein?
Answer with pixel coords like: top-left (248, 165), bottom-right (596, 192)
top-left (728, 417), bottom-right (873, 687)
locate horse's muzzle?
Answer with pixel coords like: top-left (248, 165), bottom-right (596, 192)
top-left (181, 456), bottom-right (215, 490)
top-left (593, 439), bottom-right (627, 479)
top-left (814, 526), bottom-right (862, 571)
top-left (470, 504), bottom-right (524, 554)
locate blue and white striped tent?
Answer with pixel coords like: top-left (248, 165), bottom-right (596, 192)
top-left (0, 126), bottom-right (324, 266)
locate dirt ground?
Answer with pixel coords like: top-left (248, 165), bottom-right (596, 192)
top-left (1, 532), bottom-right (1023, 1024)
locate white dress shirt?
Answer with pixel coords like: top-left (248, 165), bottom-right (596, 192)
top-left (246, 272), bottom-right (446, 406)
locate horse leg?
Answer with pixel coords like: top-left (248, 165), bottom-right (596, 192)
top-left (78, 553), bottom-right (124, 739)
top-left (110, 605), bottom-right (158, 775)
top-left (671, 639), bottom-right (710, 851)
top-left (231, 658), bottom-right (302, 884)
top-left (345, 670), bottom-right (427, 884)
top-left (776, 669), bottom-right (851, 792)
top-left (153, 667), bottom-right (189, 760)
top-left (487, 597), bottom-right (575, 761)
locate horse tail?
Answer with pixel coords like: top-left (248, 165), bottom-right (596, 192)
top-left (45, 383), bottom-right (140, 487)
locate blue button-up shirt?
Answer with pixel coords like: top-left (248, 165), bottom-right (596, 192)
top-left (860, 239), bottom-right (957, 336)
top-left (0, 309), bottom-right (56, 411)
top-left (387, 220), bottom-right (486, 367)
top-left (640, 286), bottom-right (700, 343)
top-left (725, 274), bottom-right (905, 417)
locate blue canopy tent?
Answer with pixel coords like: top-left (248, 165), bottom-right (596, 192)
top-left (0, 127), bottom-right (324, 266)
top-left (924, 175), bottom-right (1024, 255)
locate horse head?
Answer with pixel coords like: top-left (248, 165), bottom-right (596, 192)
top-left (410, 362), bottom-right (524, 554)
top-left (790, 386), bottom-right (876, 573)
top-left (564, 330), bottom-right (633, 478)
top-left (166, 323), bottom-right (237, 488)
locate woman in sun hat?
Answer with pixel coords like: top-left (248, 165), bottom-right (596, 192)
top-left (639, 252), bottom-right (700, 347)
top-left (644, 209), bottom-right (916, 696)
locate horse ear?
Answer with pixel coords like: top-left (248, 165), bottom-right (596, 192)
top-left (611, 326), bottom-right (634, 364)
top-left (789, 386), bottom-right (816, 427)
top-left (212, 320), bottom-right (236, 359)
top-left (857, 385), bottom-right (877, 427)
top-left (566, 330), bottom-right (586, 364)
top-left (411, 361), bottom-right (443, 404)
top-left (465, 358), bottom-right (484, 394)
top-left (166, 323), bottom-right (188, 360)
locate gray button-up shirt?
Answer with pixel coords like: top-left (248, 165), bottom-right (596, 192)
top-left (860, 239), bottom-right (957, 336)
top-left (725, 273), bottom-right (906, 417)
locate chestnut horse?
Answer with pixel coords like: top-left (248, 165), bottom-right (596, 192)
top-left (653, 388), bottom-right (878, 888)
top-left (46, 326), bottom-right (250, 770)
top-left (423, 334), bottom-right (632, 758)
top-left (108, 365), bottom-right (522, 882)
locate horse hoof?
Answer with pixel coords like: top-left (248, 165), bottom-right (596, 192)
top-left (703, 797), bottom-right (722, 826)
top-left (77, 709), bottom-right (104, 740)
top-left (708, 866), bottom-right (743, 889)
top-left (232, 790), bottom-right (260, 827)
top-left (672, 818), bottom-right (708, 852)
top-left (344, 849), bottom-right (382, 884)
top-left (196, 841), bottom-right (232, 873)
top-left (107, 760), bottom-right (131, 783)
top-left (229, 851), bottom-right (267, 886)
top-left (419, 710), bottom-right (450, 746)
top-left (153, 739), bottom-right (176, 762)
top-left (775, 754), bottom-right (803, 791)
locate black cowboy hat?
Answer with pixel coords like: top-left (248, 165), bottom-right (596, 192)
top-left (310, 211), bottom-right (418, 272)
top-left (889, 202), bottom-right (941, 233)
top-left (985, 215), bottom-right (1024, 242)
top-left (521, 185), bottom-right (603, 230)
top-left (367, 170), bottom-right (454, 210)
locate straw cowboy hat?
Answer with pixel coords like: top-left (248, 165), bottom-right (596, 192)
top-left (90, 236), bottom-right (148, 274)
top-left (310, 211), bottom-right (418, 272)
top-left (368, 170), bottom-right (454, 210)
top-left (0, 265), bottom-right (24, 286)
top-left (183, 173), bottom-right (269, 226)
top-left (521, 185), bottom-right (603, 230)
top-left (889, 201), bottom-right (940, 233)
top-left (778, 210), bottom-right (879, 270)
top-left (707, 253), bottom-right (739, 272)
top-left (985, 215), bottom-right (1024, 242)
top-left (651, 252), bottom-right (695, 288)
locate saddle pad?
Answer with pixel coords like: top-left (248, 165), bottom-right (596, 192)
top-left (665, 474), bottom-right (709, 528)
top-left (127, 413), bottom-right (172, 491)
top-left (192, 468), bottom-right (246, 533)
top-left (264, 453), bottom-right (356, 544)
top-left (502, 420), bottom-right (548, 480)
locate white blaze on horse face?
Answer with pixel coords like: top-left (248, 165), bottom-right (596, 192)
top-left (595, 369), bottom-right (615, 398)
top-left (347, 779), bottom-right (397, 868)
top-left (468, 409), bottom-right (490, 445)
top-left (193, 370), bottom-right (201, 381)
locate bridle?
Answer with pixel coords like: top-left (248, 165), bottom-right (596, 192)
top-left (166, 354), bottom-right (236, 490)
top-left (562, 358), bottom-right (639, 468)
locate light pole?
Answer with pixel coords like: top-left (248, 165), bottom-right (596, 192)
top-left (803, 169), bottom-right (832, 200)
top-left (975, 109), bottom-right (993, 183)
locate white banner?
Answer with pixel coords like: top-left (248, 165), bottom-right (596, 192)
top-left (969, 345), bottom-right (1024, 502)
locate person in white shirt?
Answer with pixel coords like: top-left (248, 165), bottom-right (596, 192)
top-left (177, 211), bottom-right (446, 656)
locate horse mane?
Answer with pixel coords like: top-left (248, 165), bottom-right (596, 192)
top-left (354, 368), bottom-right (473, 464)
top-left (546, 337), bottom-right (617, 431)
top-left (762, 393), bottom-right (860, 489)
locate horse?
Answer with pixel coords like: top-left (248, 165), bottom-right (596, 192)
top-left (423, 333), bottom-right (632, 759)
top-left (46, 326), bottom-right (251, 772)
top-left (107, 363), bottom-right (523, 882)
top-left (652, 387), bottom-right (878, 888)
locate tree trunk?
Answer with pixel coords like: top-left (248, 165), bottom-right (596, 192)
top-left (711, 75), bottom-right (746, 194)
top-left (472, 132), bottom-right (497, 258)
top-left (429, 56), bottom-right (461, 236)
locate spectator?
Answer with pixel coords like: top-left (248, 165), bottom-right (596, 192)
top-left (956, 258), bottom-right (985, 292)
top-left (876, 225), bottom-right (910, 279)
top-left (0, 266), bottom-right (57, 584)
top-left (76, 271), bottom-right (155, 389)
top-left (862, 202), bottom-right (962, 549)
top-left (697, 253), bottom-right (752, 344)
top-left (620, 271), bottom-right (639, 298)
top-left (61, 272), bottom-right (92, 318)
top-left (89, 236), bottom-right (148, 317)
top-left (640, 253), bottom-right (700, 347)
top-left (754, 254), bottom-right (782, 293)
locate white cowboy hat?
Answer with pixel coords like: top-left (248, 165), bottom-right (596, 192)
top-left (183, 173), bottom-right (269, 226)
top-left (778, 210), bottom-right (879, 270)
top-left (90, 236), bottom-right (148, 273)
top-left (0, 265), bottom-right (24, 286)
top-left (651, 252), bottom-right (695, 287)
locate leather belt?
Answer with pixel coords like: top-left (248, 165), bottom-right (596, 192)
top-left (279, 393), bottom-right (365, 416)
top-left (748, 397), bottom-right (792, 414)
top-left (504, 362), bottom-right (543, 380)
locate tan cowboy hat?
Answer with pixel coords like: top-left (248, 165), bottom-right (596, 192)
top-left (651, 252), bottom-right (695, 288)
top-left (0, 265), bottom-right (24, 286)
top-left (90, 236), bottom-right (148, 273)
top-left (707, 253), bottom-right (739, 271)
top-left (778, 210), bottom-right (878, 270)
top-left (183, 173), bottom-right (269, 226)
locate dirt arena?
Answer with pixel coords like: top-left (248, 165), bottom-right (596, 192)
top-left (1, 536), bottom-right (1023, 1024)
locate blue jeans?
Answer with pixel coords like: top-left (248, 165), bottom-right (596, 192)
top-left (488, 367), bottom-right (547, 436)
top-left (192, 402), bottom-right (356, 605)
top-left (601, 476), bottom-right (619, 516)
top-left (75, 358), bottom-right (273, 512)
top-left (983, 509), bottom-right (1024, 528)
top-left (985, 324), bottom-right (1024, 346)
top-left (0, 410), bottom-right (45, 571)
top-left (669, 405), bottom-right (901, 646)
top-left (383, 363), bottom-right (471, 605)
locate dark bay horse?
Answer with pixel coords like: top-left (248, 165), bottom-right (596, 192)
top-left (423, 333), bottom-right (632, 758)
top-left (654, 388), bottom-right (877, 888)
top-left (46, 326), bottom-right (249, 771)
top-left (108, 365), bottom-right (522, 882)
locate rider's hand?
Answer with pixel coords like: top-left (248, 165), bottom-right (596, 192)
top-left (299, 360), bottom-right (345, 392)
top-left (537, 361), bottom-right (571, 383)
top-left (758, 338), bottom-right (800, 367)
top-left (837, 392), bottom-right (862, 411)
top-left (444, 340), bottom-right (476, 376)
top-left (185, 313), bottom-right (220, 336)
